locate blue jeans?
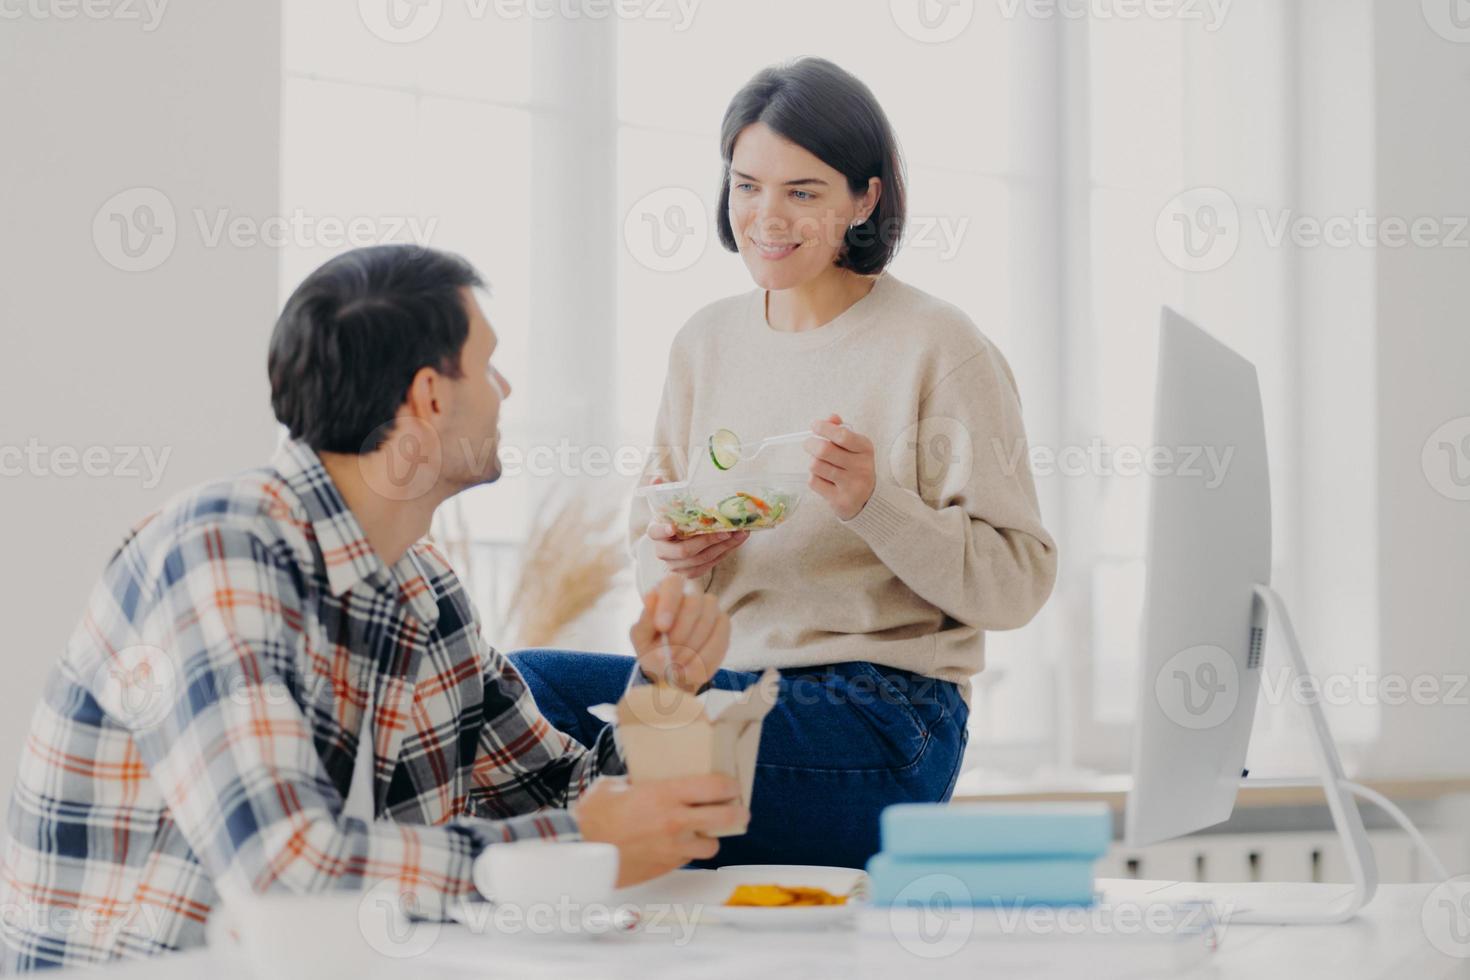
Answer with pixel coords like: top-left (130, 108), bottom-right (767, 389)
top-left (509, 651), bottom-right (970, 870)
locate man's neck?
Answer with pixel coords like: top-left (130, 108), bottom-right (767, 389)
top-left (318, 450), bottom-right (444, 569)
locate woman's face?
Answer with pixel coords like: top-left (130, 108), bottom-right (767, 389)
top-left (727, 122), bottom-right (879, 291)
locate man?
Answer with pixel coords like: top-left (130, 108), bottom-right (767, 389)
top-left (0, 245), bottom-right (741, 970)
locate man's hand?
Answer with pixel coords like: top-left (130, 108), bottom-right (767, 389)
top-left (629, 574), bottom-right (730, 693)
top-left (805, 414), bottom-right (877, 521)
top-left (573, 774), bottom-right (746, 887)
top-left (645, 475), bottom-right (750, 579)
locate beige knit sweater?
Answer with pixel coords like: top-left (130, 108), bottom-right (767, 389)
top-left (627, 273), bottom-right (1057, 703)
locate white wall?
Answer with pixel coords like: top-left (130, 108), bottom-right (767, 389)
top-left (0, 8), bottom-right (281, 793)
top-left (1364, 0), bottom-right (1470, 776)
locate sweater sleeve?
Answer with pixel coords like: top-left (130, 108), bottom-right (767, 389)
top-left (839, 342), bottom-right (1058, 630)
top-left (626, 341), bottom-right (714, 595)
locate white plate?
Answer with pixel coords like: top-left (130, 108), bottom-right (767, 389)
top-left (613, 864), bottom-right (868, 932)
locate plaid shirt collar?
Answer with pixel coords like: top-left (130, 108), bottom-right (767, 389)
top-left (270, 437), bottom-right (442, 629)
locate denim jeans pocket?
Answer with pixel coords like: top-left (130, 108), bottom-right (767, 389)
top-left (848, 661), bottom-right (931, 742)
top-left (762, 662), bottom-right (932, 773)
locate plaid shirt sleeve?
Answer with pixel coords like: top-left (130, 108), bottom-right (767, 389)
top-left (465, 644), bottom-right (625, 823)
top-left (129, 521), bottom-right (618, 919)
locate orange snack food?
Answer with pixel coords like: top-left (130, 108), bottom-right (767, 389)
top-left (724, 884), bottom-right (848, 907)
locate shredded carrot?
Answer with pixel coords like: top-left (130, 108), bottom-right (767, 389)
top-left (738, 492), bottom-right (770, 514)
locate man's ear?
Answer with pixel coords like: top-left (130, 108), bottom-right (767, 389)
top-left (401, 365), bottom-right (445, 421)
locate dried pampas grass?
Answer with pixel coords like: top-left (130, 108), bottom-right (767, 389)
top-left (502, 491), bottom-right (627, 649)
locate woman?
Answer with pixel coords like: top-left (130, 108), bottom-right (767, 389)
top-left (511, 57), bottom-right (1056, 869)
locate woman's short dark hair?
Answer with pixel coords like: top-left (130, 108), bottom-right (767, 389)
top-left (268, 244), bottom-right (484, 454)
top-left (716, 58), bottom-right (907, 276)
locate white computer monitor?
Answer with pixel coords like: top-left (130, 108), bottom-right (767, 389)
top-left (1125, 307), bottom-right (1272, 847)
top-left (1123, 307), bottom-right (1377, 924)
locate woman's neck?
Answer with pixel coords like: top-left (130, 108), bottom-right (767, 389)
top-left (766, 267), bottom-right (876, 333)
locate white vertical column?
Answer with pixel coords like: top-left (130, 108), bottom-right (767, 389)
top-left (529, 14), bottom-right (619, 461)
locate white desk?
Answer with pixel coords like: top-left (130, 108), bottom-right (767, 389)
top-left (44, 880), bottom-right (1470, 979)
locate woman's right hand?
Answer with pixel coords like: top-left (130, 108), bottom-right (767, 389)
top-left (646, 477), bottom-right (749, 579)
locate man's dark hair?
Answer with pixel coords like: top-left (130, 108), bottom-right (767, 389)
top-left (716, 58), bottom-right (907, 275)
top-left (269, 245), bottom-right (484, 454)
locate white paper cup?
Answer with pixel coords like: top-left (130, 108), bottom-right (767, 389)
top-left (472, 840), bottom-right (620, 911)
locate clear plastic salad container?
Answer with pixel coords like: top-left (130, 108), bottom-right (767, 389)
top-left (636, 472), bottom-right (806, 538)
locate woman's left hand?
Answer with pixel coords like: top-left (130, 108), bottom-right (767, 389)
top-left (805, 414), bottom-right (876, 521)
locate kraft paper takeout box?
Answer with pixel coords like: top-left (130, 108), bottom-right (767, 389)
top-left (589, 668), bottom-right (780, 837)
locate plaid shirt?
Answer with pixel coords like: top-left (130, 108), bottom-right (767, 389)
top-left (0, 439), bottom-right (623, 970)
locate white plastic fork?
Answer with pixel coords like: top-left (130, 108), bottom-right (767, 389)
top-left (688, 425), bottom-right (846, 483)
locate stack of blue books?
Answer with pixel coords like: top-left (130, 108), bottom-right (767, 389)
top-left (865, 802), bottom-right (1112, 907)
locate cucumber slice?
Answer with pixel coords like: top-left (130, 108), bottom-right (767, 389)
top-left (717, 495), bottom-right (751, 522)
top-left (708, 428), bottom-right (742, 471)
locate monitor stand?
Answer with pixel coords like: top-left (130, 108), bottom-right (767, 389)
top-left (1172, 585), bottom-right (1379, 925)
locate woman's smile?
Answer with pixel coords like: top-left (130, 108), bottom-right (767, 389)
top-left (750, 238), bottom-right (802, 260)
